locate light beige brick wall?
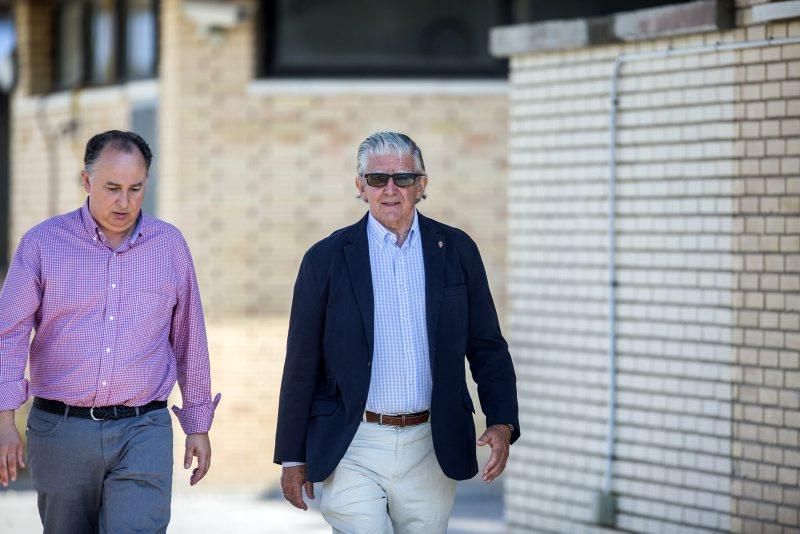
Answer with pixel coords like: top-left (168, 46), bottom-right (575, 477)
top-left (728, 25), bottom-right (800, 534)
top-left (505, 2), bottom-right (799, 532)
top-left (9, 0), bottom-right (509, 490)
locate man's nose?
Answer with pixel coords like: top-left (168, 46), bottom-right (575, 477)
top-left (384, 178), bottom-right (399, 192)
top-left (118, 192), bottom-right (129, 208)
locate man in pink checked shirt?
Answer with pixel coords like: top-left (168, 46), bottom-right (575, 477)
top-left (0, 130), bottom-right (220, 533)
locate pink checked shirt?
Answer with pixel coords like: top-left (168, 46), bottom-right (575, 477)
top-left (0, 202), bottom-right (220, 434)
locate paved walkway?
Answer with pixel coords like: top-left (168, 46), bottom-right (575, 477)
top-left (0, 477), bottom-right (504, 533)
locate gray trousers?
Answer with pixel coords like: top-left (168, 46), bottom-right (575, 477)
top-left (26, 406), bottom-right (173, 534)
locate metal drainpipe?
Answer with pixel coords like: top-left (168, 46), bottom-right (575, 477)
top-left (35, 97), bottom-right (60, 217)
top-left (597, 35), bottom-right (800, 528)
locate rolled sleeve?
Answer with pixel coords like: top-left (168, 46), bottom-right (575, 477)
top-left (0, 379), bottom-right (29, 412)
top-left (172, 392), bottom-right (221, 434)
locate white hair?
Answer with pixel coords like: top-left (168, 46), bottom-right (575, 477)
top-left (356, 132), bottom-right (426, 176)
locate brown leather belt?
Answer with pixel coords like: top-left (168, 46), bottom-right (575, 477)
top-left (364, 410), bottom-right (430, 427)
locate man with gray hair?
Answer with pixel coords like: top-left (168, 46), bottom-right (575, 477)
top-left (275, 131), bottom-right (520, 533)
top-left (0, 130), bottom-right (220, 533)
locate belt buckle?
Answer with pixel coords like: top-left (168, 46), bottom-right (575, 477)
top-left (400, 414), bottom-right (406, 427)
top-left (378, 413), bottom-right (385, 425)
top-left (89, 407), bottom-right (104, 421)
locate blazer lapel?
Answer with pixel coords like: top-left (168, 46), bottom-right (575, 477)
top-left (420, 213), bottom-right (444, 369)
top-left (344, 214), bottom-right (374, 357)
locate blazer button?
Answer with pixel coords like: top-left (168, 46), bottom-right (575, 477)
top-left (367, 361), bottom-right (371, 367)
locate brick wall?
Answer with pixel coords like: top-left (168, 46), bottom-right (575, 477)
top-left (502, 1), bottom-right (799, 532)
top-left (729, 18), bottom-right (800, 534)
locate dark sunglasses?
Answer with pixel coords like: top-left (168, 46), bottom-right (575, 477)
top-left (362, 173), bottom-right (425, 188)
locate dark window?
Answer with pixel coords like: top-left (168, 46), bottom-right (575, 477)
top-left (54, 0), bottom-right (158, 90)
top-left (125, 0), bottom-right (158, 80)
top-left (259, 0), bottom-right (513, 78)
top-left (89, 0), bottom-right (117, 85)
top-left (55, 1), bottom-right (86, 89)
top-left (258, 0), bottom-right (696, 78)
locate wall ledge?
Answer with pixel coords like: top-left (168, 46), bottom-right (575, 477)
top-left (752, 0), bottom-right (800, 23)
top-left (247, 79), bottom-right (508, 96)
top-left (12, 80), bottom-right (158, 113)
top-left (491, 0), bottom-right (734, 57)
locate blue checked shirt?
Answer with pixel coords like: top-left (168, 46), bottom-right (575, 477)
top-left (365, 211), bottom-right (433, 414)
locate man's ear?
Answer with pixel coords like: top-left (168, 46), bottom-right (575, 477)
top-left (354, 176), bottom-right (367, 200)
top-left (81, 171), bottom-right (92, 194)
top-left (417, 176), bottom-right (428, 199)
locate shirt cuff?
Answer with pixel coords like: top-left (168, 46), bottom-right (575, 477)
top-left (282, 462), bottom-right (306, 468)
top-left (0, 379), bottom-right (29, 411)
top-left (171, 392), bottom-right (221, 435)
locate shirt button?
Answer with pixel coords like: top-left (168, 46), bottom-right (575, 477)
top-left (101, 381), bottom-right (107, 386)
top-left (109, 316), bottom-right (114, 321)
top-left (111, 283), bottom-right (116, 289)
top-left (105, 347), bottom-right (111, 353)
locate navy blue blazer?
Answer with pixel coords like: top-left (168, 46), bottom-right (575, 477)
top-left (274, 212), bottom-right (520, 482)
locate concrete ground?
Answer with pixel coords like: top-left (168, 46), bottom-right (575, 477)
top-left (0, 474), bottom-right (504, 533)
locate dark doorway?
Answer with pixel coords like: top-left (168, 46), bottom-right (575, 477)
top-left (131, 101), bottom-right (158, 216)
top-left (0, 84), bottom-right (8, 274)
top-left (0, 6), bottom-right (12, 274)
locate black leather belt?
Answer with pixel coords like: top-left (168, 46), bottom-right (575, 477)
top-left (33, 397), bottom-right (167, 421)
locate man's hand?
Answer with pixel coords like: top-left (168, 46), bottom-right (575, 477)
top-left (281, 464), bottom-right (314, 510)
top-left (184, 433), bottom-right (211, 486)
top-left (476, 424), bottom-right (512, 483)
top-left (0, 410), bottom-right (25, 487)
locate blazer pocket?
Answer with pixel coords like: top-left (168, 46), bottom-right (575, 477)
top-left (325, 378), bottom-right (338, 396)
top-left (309, 398), bottom-right (340, 417)
top-left (461, 388), bottom-right (476, 414)
top-left (444, 284), bottom-right (467, 298)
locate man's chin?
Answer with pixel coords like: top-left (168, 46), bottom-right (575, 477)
top-left (105, 221), bottom-right (134, 234)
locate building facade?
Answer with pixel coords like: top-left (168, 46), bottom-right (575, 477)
top-left (494, 0), bottom-right (799, 531)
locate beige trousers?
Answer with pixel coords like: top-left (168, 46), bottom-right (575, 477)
top-left (319, 420), bottom-right (457, 534)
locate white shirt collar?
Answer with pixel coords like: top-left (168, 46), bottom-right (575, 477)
top-left (367, 210), bottom-right (419, 249)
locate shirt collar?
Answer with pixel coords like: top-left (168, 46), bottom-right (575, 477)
top-left (80, 199), bottom-right (99, 239)
top-left (367, 210), bottom-right (419, 250)
top-left (80, 198), bottom-right (144, 247)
